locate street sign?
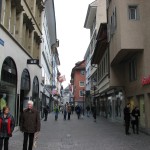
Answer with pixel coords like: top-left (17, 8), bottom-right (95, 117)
top-left (27, 59), bottom-right (39, 65)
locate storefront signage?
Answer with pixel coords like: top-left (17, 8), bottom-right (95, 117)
top-left (27, 59), bottom-right (39, 65)
top-left (0, 38), bottom-right (4, 46)
top-left (142, 76), bottom-right (150, 86)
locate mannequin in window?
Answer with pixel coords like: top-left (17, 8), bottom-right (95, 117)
top-left (0, 94), bottom-right (7, 114)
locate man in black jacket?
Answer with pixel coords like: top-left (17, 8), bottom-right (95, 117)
top-left (123, 103), bottom-right (131, 135)
top-left (131, 106), bottom-right (140, 134)
top-left (20, 100), bottom-right (41, 150)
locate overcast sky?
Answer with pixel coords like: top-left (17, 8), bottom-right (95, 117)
top-left (54, 0), bottom-right (93, 88)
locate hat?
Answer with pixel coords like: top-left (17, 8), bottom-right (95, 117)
top-left (28, 100), bottom-right (34, 105)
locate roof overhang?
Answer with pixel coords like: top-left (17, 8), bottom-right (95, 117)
top-left (84, 1), bottom-right (97, 29)
top-left (111, 49), bottom-right (143, 66)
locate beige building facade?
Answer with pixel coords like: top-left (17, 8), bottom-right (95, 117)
top-left (0, 0), bottom-right (44, 125)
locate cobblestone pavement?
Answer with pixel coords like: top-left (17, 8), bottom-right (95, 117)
top-left (9, 113), bottom-right (150, 150)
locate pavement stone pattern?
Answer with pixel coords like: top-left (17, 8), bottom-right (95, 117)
top-left (9, 113), bottom-right (150, 150)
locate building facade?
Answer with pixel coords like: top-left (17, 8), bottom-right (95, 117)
top-left (0, 0), bottom-right (44, 125)
top-left (106, 0), bottom-right (150, 133)
top-left (84, 0), bottom-right (107, 110)
top-left (71, 61), bottom-right (86, 106)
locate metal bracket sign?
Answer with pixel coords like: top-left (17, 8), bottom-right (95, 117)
top-left (0, 38), bottom-right (4, 46)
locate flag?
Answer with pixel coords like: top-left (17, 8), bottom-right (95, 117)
top-left (58, 75), bottom-right (66, 83)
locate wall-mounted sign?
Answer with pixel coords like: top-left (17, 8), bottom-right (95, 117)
top-left (142, 76), bottom-right (150, 86)
top-left (0, 38), bottom-right (4, 46)
top-left (27, 59), bottom-right (39, 65)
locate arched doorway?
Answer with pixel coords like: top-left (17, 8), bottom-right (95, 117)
top-left (32, 76), bottom-right (39, 110)
top-left (20, 69), bottom-right (30, 113)
top-left (0, 57), bottom-right (17, 119)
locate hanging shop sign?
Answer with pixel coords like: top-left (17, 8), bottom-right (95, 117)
top-left (0, 38), bottom-right (4, 46)
top-left (142, 76), bottom-right (150, 86)
top-left (27, 59), bottom-right (39, 65)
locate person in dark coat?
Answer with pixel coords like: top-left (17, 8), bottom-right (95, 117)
top-left (131, 106), bottom-right (140, 134)
top-left (43, 106), bottom-right (48, 121)
top-left (123, 103), bottom-right (131, 135)
top-left (86, 105), bottom-right (90, 117)
top-left (76, 105), bottom-right (81, 119)
top-left (20, 100), bottom-right (41, 150)
top-left (0, 106), bottom-right (15, 150)
top-left (92, 104), bottom-right (96, 122)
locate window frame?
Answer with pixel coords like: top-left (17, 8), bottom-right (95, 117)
top-left (79, 81), bottom-right (85, 87)
top-left (128, 5), bottom-right (139, 20)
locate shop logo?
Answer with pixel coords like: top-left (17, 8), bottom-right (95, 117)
top-left (142, 76), bottom-right (150, 86)
top-left (0, 38), bottom-right (4, 46)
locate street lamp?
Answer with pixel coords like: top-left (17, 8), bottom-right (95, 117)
top-left (82, 89), bottom-right (85, 115)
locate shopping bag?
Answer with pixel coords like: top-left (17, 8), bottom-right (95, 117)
top-left (33, 132), bottom-right (39, 148)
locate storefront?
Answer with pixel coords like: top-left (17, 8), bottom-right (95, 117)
top-left (0, 57), bottom-right (17, 121)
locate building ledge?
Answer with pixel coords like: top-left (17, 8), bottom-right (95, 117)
top-left (111, 49), bottom-right (143, 66)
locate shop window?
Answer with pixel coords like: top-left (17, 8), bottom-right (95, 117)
top-left (21, 69), bottom-right (30, 91)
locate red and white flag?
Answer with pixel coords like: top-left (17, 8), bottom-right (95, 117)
top-left (58, 75), bottom-right (66, 83)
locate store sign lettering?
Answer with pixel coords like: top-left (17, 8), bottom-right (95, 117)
top-left (0, 38), bottom-right (4, 46)
top-left (142, 76), bottom-right (150, 86)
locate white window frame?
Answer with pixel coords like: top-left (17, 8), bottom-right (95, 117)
top-left (79, 81), bottom-right (85, 87)
top-left (79, 90), bottom-right (84, 97)
top-left (128, 5), bottom-right (138, 20)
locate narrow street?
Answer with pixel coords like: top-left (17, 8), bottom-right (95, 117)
top-left (10, 113), bottom-right (150, 150)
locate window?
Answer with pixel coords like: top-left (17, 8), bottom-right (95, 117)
top-left (129, 58), bottom-right (137, 81)
top-left (79, 81), bottom-right (85, 87)
top-left (79, 90), bottom-right (84, 97)
top-left (81, 70), bottom-right (85, 75)
top-left (129, 6), bottom-right (138, 20)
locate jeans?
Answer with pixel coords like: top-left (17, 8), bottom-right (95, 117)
top-left (55, 113), bottom-right (58, 120)
top-left (23, 132), bottom-right (34, 150)
top-left (0, 138), bottom-right (9, 150)
top-left (68, 113), bottom-right (71, 120)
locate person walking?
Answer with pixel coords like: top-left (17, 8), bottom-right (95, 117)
top-left (43, 106), bottom-right (48, 121)
top-left (0, 106), bottom-right (15, 150)
top-left (123, 103), bottom-right (131, 135)
top-left (20, 100), bottom-right (41, 150)
top-left (63, 104), bottom-right (67, 120)
top-left (71, 105), bottom-right (74, 114)
top-left (86, 105), bottom-right (90, 117)
top-left (92, 104), bottom-right (96, 122)
top-left (76, 105), bottom-right (81, 119)
top-left (131, 106), bottom-right (140, 134)
top-left (67, 104), bottom-right (71, 120)
top-left (54, 104), bottom-right (59, 121)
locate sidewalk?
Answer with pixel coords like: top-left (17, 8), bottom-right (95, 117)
top-left (9, 113), bottom-right (150, 150)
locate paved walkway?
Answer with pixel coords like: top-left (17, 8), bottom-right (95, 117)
top-left (9, 113), bottom-right (150, 150)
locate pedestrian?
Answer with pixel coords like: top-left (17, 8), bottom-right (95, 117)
top-left (20, 100), bottom-right (41, 150)
top-left (131, 106), bottom-right (140, 134)
top-left (63, 104), bottom-right (67, 120)
top-left (0, 106), bottom-right (15, 150)
top-left (92, 104), bottom-right (96, 122)
top-left (76, 105), bottom-right (81, 119)
top-left (54, 104), bottom-right (59, 121)
top-left (86, 105), bottom-right (90, 117)
top-left (123, 103), bottom-right (131, 135)
top-left (67, 104), bottom-right (71, 120)
top-left (71, 105), bottom-right (74, 114)
top-left (43, 106), bottom-right (48, 121)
